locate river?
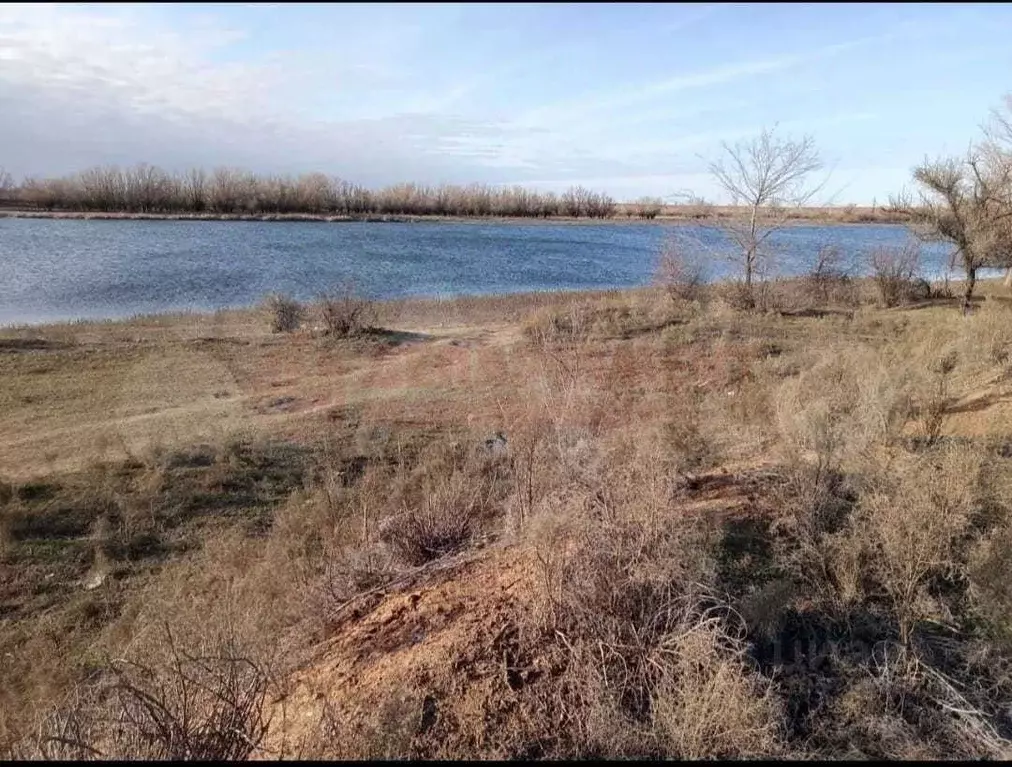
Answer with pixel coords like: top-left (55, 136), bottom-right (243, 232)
top-left (0, 218), bottom-right (968, 326)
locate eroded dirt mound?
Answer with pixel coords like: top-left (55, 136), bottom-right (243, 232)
top-left (267, 546), bottom-right (556, 759)
top-left (265, 464), bottom-right (769, 760)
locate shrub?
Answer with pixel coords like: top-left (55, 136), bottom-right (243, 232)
top-left (263, 293), bottom-right (305, 333)
top-left (520, 454), bottom-right (772, 757)
top-left (804, 245), bottom-right (858, 306)
top-left (775, 345), bottom-right (919, 466)
top-left (720, 281), bottom-right (757, 311)
top-left (634, 196), bottom-right (664, 220)
top-left (23, 627), bottom-right (274, 760)
top-left (860, 446), bottom-right (983, 647)
top-left (650, 621), bottom-right (783, 759)
top-left (522, 303), bottom-right (594, 348)
top-left (914, 349), bottom-right (958, 446)
top-left (969, 522), bottom-right (1012, 644)
top-left (378, 450), bottom-right (505, 566)
top-left (318, 285), bottom-right (376, 338)
top-left (869, 244), bottom-right (924, 307)
top-left (654, 242), bottom-right (709, 304)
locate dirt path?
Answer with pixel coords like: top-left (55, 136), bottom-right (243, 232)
top-left (0, 322), bottom-right (519, 480)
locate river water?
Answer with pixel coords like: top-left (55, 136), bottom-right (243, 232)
top-left (0, 218), bottom-right (970, 326)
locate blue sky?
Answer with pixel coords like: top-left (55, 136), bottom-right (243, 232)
top-left (2, 2), bottom-right (1011, 204)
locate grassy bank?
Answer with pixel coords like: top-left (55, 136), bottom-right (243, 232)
top-left (4, 276), bottom-right (1012, 759)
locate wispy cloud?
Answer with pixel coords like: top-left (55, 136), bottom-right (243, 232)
top-left (0, 2), bottom-right (1007, 203)
top-left (512, 29), bottom-right (903, 133)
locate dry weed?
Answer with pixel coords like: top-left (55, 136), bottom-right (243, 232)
top-left (861, 445), bottom-right (984, 646)
top-left (263, 293), bottom-right (305, 333)
top-left (654, 241), bottom-right (709, 305)
top-left (651, 621), bottom-right (783, 759)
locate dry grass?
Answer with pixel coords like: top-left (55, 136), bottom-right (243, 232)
top-left (8, 278), bottom-right (1012, 759)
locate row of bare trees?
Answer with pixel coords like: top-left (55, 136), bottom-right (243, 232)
top-left (0, 165), bottom-right (617, 219)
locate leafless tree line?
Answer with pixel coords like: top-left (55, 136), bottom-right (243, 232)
top-left (0, 164), bottom-right (617, 219)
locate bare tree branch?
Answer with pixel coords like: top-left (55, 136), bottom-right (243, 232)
top-left (705, 126), bottom-right (825, 308)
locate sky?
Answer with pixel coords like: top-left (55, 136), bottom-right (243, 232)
top-left (2, 2), bottom-right (1012, 205)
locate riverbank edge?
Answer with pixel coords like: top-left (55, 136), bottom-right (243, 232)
top-left (4, 277), bottom-right (1005, 332)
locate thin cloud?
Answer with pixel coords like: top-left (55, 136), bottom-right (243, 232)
top-left (513, 28), bottom-right (908, 135)
top-left (0, 2), bottom-right (1001, 204)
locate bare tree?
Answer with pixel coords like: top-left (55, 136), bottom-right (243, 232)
top-left (707, 126), bottom-right (824, 307)
top-left (183, 168), bottom-right (207, 212)
top-left (911, 148), bottom-right (1012, 314)
top-left (0, 167), bottom-right (13, 204)
top-left (986, 94), bottom-right (1012, 289)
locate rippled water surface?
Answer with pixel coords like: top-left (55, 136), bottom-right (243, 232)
top-left (0, 218), bottom-right (967, 325)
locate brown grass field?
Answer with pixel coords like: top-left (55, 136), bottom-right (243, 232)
top-left (5, 274), bottom-right (1012, 758)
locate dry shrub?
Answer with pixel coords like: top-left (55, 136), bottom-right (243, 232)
top-left (826, 659), bottom-right (974, 760)
top-left (762, 440), bottom-right (1012, 757)
top-left (379, 443), bottom-right (509, 566)
top-left (501, 413), bottom-right (557, 535)
top-left (523, 297), bottom-right (660, 349)
top-left (914, 349), bottom-right (958, 446)
top-left (860, 445), bottom-right (984, 646)
top-left (318, 284), bottom-right (376, 338)
top-left (969, 523), bottom-right (1012, 644)
top-left (769, 345), bottom-right (930, 616)
top-left (270, 466), bottom-right (398, 615)
top-left (965, 460), bottom-right (1012, 644)
top-left (768, 460), bottom-right (863, 617)
top-left (719, 280), bottom-right (759, 311)
top-left (956, 302), bottom-right (1012, 372)
top-left (263, 293), bottom-right (305, 333)
top-left (869, 244), bottom-right (927, 307)
top-left (523, 302), bottom-right (593, 348)
top-left (587, 299), bottom-right (666, 338)
top-left (803, 245), bottom-right (858, 307)
top-left (662, 386), bottom-right (719, 474)
top-left (22, 625), bottom-right (274, 760)
top-left (379, 482), bottom-right (479, 566)
top-left (654, 242), bottom-right (709, 304)
top-left (522, 302), bottom-right (602, 406)
top-left (651, 621), bottom-right (783, 759)
top-left (775, 345), bottom-right (919, 468)
top-left (521, 443), bottom-right (782, 758)
top-left (715, 277), bottom-right (791, 314)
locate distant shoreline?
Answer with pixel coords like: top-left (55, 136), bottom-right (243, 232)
top-left (0, 206), bottom-right (913, 227)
